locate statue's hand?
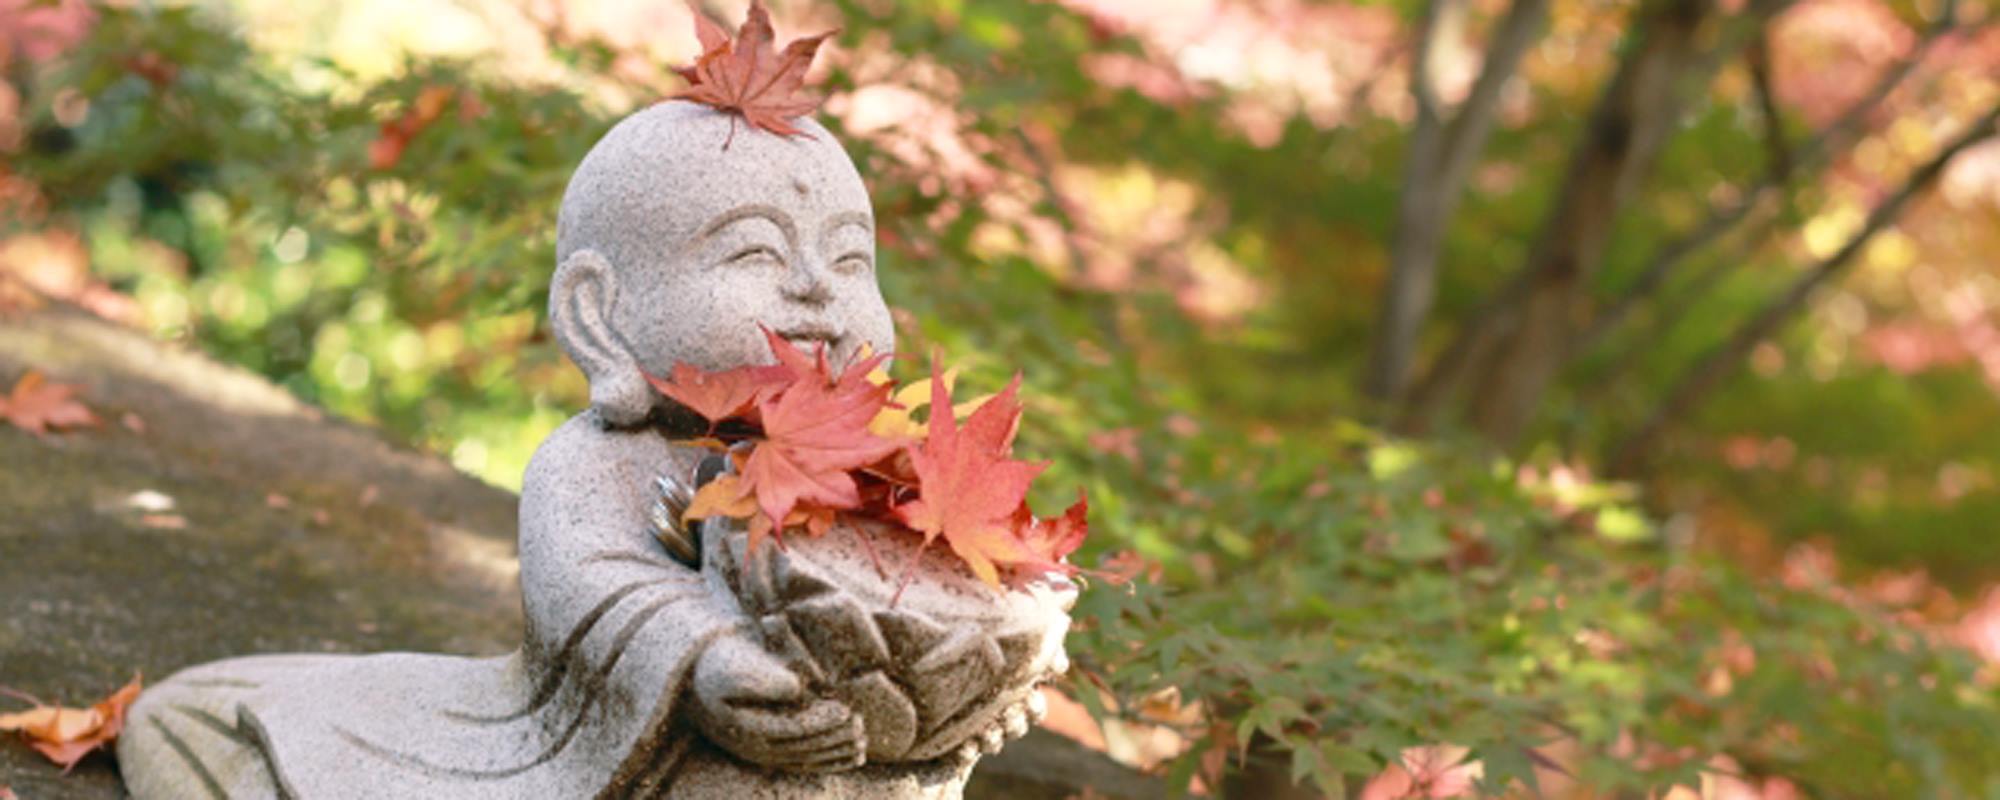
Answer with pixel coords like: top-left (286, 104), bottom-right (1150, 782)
top-left (690, 635), bottom-right (865, 772)
top-left (948, 689), bottom-right (1049, 765)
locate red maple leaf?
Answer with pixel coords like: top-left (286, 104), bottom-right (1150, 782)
top-left (673, 0), bottom-right (836, 143)
top-left (1017, 491), bottom-right (1089, 571)
top-left (735, 345), bottom-right (897, 554)
top-left (896, 367), bottom-right (1047, 587)
top-left (644, 361), bottom-right (791, 424)
top-left (0, 371), bottom-right (99, 436)
top-left (641, 327), bottom-right (847, 425)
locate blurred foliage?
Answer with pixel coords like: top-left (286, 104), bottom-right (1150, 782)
top-left (6, 0), bottom-right (2000, 796)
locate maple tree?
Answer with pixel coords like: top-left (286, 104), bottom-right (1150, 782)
top-left (0, 676), bottom-right (142, 772)
top-left (368, 85), bottom-right (455, 171)
top-left (0, 370), bottom-right (99, 436)
top-left (672, 0), bottom-right (835, 143)
top-left (664, 335), bottom-right (1091, 588)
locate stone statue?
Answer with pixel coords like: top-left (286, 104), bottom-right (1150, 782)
top-left (116, 99), bottom-right (1076, 798)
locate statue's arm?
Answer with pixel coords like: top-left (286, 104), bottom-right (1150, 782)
top-left (513, 420), bottom-right (729, 734)
top-left (516, 418), bottom-right (862, 769)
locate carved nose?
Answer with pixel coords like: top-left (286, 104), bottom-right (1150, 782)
top-left (780, 259), bottom-right (833, 306)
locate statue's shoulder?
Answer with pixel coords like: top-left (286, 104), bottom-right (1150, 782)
top-left (526, 412), bottom-right (648, 491)
top-left (523, 412), bottom-right (697, 502)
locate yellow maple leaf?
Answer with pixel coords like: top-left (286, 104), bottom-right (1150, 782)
top-left (869, 368), bottom-right (994, 440)
top-left (683, 474), bottom-right (757, 522)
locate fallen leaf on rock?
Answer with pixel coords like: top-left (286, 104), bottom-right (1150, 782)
top-left (0, 371), bottom-right (99, 436)
top-left (139, 512), bottom-right (188, 532)
top-left (0, 274), bottom-right (44, 314)
top-left (0, 676), bottom-right (142, 772)
top-left (673, 0), bottom-right (837, 142)
top-left (137, 513), bottom-right (187, 530)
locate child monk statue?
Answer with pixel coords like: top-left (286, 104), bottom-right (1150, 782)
top-left (116, 6), bottom-right (1076, 797)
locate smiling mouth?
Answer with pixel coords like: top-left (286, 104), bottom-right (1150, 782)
top-left (777, 326), bottom-right (845, 356)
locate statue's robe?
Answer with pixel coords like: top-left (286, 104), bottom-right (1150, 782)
top-left (118, 414), bottom-right (973, 799)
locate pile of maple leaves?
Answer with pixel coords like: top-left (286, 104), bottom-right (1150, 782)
top-left (654, 329), bottom-right (1090, 589)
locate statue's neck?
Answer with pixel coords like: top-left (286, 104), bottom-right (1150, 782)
top-left (598, 402), bottom-right (709, 439)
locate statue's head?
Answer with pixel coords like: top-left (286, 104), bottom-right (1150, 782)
top-left (551, 100), bottom-right (894, 425)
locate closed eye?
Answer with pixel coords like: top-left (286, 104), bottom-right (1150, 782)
top-left (832, 251), bottom-right (872, 275)
top-left (728, 245), bottom-right (783, 266)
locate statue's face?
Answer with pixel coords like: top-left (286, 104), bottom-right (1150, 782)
top-left (561, 103), bottom-right (896, 384)
top-left (580, 104), bottom-right (892, 380)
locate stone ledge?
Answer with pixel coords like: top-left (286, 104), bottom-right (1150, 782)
top-left (0, 305), bottom-right (1154, 799)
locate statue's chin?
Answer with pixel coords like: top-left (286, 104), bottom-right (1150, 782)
top-left (706, 519), bottom-right (1074, 764)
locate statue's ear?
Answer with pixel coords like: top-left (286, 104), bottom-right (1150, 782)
top-left (550, 248), bottom-right (652, 427)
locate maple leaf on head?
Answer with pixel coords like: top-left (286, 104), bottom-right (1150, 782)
top-left (0, 371), bottom-right (99, 436)
top-left (674, 0), bottom-right (837, 143)
top-left (896, 366), bottom-right (1047, 587)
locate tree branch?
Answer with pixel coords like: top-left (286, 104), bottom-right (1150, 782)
top-left (1437, 0), bottom-right (1550, 183)
top-left (1747, 32), bottom-right (1793, 183)
top-left (1574, 7), bottom-right (1972, 360)
top-left (1400, 0), bottom-right (1798, 438)
top-left (1607, 102), bottom-right (2000, 475)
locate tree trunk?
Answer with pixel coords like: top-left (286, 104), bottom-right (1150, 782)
top-left (1365, 0), bottom-right (1550, 404)
top-left (1462, 0), bottom-right (1725, 444)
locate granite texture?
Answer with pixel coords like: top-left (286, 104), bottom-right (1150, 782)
top-left (112, 101), bottom-right (1075, 798)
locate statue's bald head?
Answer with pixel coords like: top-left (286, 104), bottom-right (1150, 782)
top-left (550, 102), bottom-right (894, 426)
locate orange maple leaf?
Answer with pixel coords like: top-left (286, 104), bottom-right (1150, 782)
top-left (896, 367), bottom-right (1047, 587)
top-left (684, 473), bottom-right (759, 523)
top-left (641, 328), bottom-right (850, 426)
top-left (0, 675), bottom-right (142, 772)
top-left (673, 0), bottom-right (836, 143)
top-left (644, 361), bottom-right (792, 424)
top-left (0, 371), bottom-right (99, 436)
top-left (737, 349), bottom-right (898, 554)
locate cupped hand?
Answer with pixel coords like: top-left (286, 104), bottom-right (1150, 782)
top-left (689, 635), bottom-right (866, 772)
top-left (948, 688), bottom-right (1048, 764)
